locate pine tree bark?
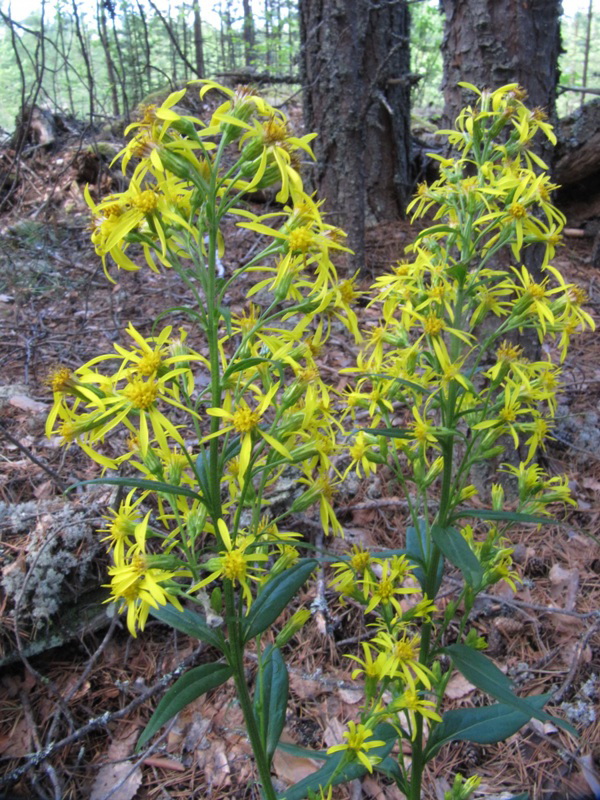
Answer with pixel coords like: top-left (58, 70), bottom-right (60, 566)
top-left (441, 0), bottom-right (561, 165)
top-left (242, 0), bottom-right (256, 68)
top-left (441, 0), bottom-right (562, 493)
top-left (193, 0), bottom-right (205, 78)
top-left (97, 0), bottom-right (120, 117)
top-left (299, 0), bottom-right (411, 273)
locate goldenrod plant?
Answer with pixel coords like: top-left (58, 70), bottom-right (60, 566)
top-left (47, 80), bottom-right (359, 800)
top-left (46, 82), bottom-right (593, 800)
top-left (306, 83), bottom-right (593, 800)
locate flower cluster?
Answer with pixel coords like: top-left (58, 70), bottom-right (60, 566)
top-left (325, 84), bottom-right (593, 793)
top-left (340, 82), bottom-right (593, 570)
top-left (48, 81), bottom-right (363, 636)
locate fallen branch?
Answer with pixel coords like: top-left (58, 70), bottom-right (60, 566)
top-left (0, 643), bottom-right (206, 790)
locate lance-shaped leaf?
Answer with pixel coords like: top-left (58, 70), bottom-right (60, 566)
top-left (431, 524), bottom-right (484, 588)
top-left (73, 476), bottom-right (202, 501)
top-left (454, 508), bottom-right (549, 525)
top-left (150, 604), bottom-right (225, 652)
top-left (244, 559), bottom-right (318, 642)
top-left (361, 427), bottom-right (413, 439)
top-left (137, 662), bottom-right (232, 750)
top-left (425, 695), bottom-right (551, 760)
top-left (277, 724), bottom-right (397, 800)
top-left (406, 521), bottom-right (443, 596)
top-left (445, 645), bottom-right (576, 735)
top-left (254, 646), bottom-right (289, 764)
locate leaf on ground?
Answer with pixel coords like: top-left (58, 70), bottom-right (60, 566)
top-left (9, 393), bottom-right (47, 413)
top-left (289, 673), bottom-right (327, 700)
top-left (0, 717), bottom-right (31, 758)
top-left (445, 671), bottom-right (476, 700)
top-left (549, 564), bottom-right (579, 610)
top-left (89, 761), bottom-right (142, 800)
top-left (363, 775), bottom-right (405, 799)
top-left (272, 735), bottom-right (322, 786)
top-left (338, 686), bottom-right (364, 704)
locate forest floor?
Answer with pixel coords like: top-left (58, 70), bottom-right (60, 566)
top-left (0, 110), bottom-right (599, 800)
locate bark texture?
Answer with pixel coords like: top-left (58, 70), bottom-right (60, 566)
top-left (299, 0), bottom-right (411, 272)
top-left (441, 0), bottom-right (561, 164)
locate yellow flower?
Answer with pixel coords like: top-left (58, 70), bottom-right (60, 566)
top-left (364, 560), bottom-right (421, 617)
top-left (346, 642), bottom-right (388, 683)
top-left (190, 520), bottom-right (268, 607)
top-left (390, 689), bottom-right (442, 738)
top-left (99, 489), bottom-right (145, 563)
top-left (327, 721), bottom-right (385, 773)
top-left (330, 544), bottom-right (381, 600)
top-left (205, 385), bottom-right (291, 480)
top-left (106, 513), bottom-right (185, 636)
top-left (371, 629), bottom-right (434, 690)
top-left (410, 405), bottom-right (438, 450)
top-left (345, 432), bottom-right (378, 479)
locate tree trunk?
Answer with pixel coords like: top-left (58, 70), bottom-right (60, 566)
top-left (72, 0), bottom-right (95, 122)
top-left (136, 0), bottom-right (153, 93)
top-left (242, 0), bottom-right (255, 68)
top-left (97, 0), bottom-right (120, 117)
top-left (299, 0), bottom-right (411, 274)
top-left (440, 0), bottom-right (562, 494)
top-left (441, 0), bottom-right (561, 166)
top-left (193, 0), bottom-right (205, 78)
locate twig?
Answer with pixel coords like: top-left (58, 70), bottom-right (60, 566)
top-left (45, 616), bottom-right (119, 746)
top-left (556, 84), bottom-right (600, 96)
top-left (337, 497), bottom-right (414, 512)
top-left (553, 619), bottom-right (600, 703)
top-left (96, 718), bottom-right (176, 800)
top-left (0, 643), bottom-right (207, 790)
top-left (20, 689), bottom-right (63, 800)
top-left (0, 421), bottom-right (67, 492)
top-left (446, 577), bottom-right (600, 620)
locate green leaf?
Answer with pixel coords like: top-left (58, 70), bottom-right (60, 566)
top-left (254, 646), bottom-right (289, 764)
top-left (454, 508), bottom-right (549, 525)
top-left (223, 357), bottom-right (270, 379)
top-left (277, 724), bottom-right (397, 800)
top-left (406, 521), bottom-right (443, 595)
top-left (137, 662), bottom-right (232, 750)
top-left (275, 741), bottom-right (327, 761)
top-left (445, 645), bottom-right (576, 735)
top-left (72, 477), bottom-right (202, 501)
top-left (150, 604), bottom-right (225, 651)
top-left (364, 373), bottom-right (430, 396)
top-left (244, 559), bottom-right (318, 641)
top-left (446, 262), bottom-right (468, 282)
top-left (194, 446), bottom-right (214, 503)
top-left (361, 427), bottom-right (413, 439)
top-left (415, 224), bottom-right (461, 240)
top-left (425, 695), bottom-right (551, 759)
top-left (431, 524), bottom-right (484, 588)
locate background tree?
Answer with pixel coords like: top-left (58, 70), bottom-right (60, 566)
top-left (441, 0), bottom-right (562, 164)
top-left (299, 0), bottom-right (411, 273)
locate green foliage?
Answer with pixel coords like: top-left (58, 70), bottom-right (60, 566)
top-left (410, 0), bottom-right (444, 112)
top-left (558, 5), bottom-right (600, 115)
top-left (137, 662), bottom-right (233, 750)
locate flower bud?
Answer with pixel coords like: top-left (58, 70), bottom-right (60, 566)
top-left (210, 587), bottom-right (223, 615)
top-left (491, 483), bottom-right (504, 511)
top-left (290, 489), bottom-right (319, 514)
top-left (274, 609), bottom-right (311, 647)
top-left (142, 447), bottom-right (163, 477)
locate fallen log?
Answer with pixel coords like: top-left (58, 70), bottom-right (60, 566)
top-left (555, 98), bottom-right (600, 187)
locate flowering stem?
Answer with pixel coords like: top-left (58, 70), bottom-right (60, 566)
top-left (224, 584), bottom-right (277, 800)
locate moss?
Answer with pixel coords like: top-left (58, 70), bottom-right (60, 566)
top-left (0, 499), bottom-right (107, 658)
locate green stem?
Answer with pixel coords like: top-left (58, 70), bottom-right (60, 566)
top-left (224, 584), bottom-right (277, 800)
